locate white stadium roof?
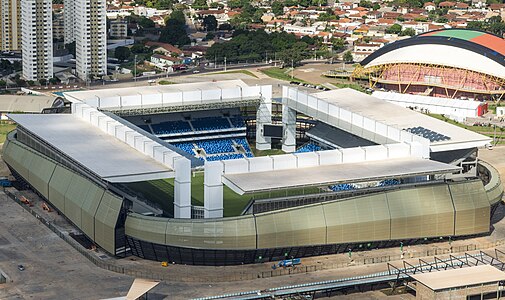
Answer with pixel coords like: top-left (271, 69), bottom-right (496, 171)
top-left (372, 91), bottom-right (483, 110)
top-left (62, 80), bottom-right (266, 110)
top-left (8, 114), bottom-right (175, 183)
top-left (363, 44), bottom-right (505, 79)
top-left (223, 158), bottom-right (460, 194)
top-left (312, 89), bottom-right (491, 151)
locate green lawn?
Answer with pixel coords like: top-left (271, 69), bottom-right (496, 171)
top-left (203, 70), bottom-right (259, 78)
top-left (428, 113), bottom-right (505, 144)
top-left (126, 172), bottom-right (321, 217)
top-left (0, 123), bottom-right (16, 144)
top-left (158, 80), bottom-right (175, 85)
top-left (260, 67), bottom-right (306, 83)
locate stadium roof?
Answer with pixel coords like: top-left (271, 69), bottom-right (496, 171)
top-left (411, 265), bottom-right (505, 291)
top-left (8, 114), bottom-right (174, 183)
top-left (313, 89), bottom-right (491, 151)
top-left (372, 91), bottom-right (484, 110)
top-left (420, 29), bottom-right (505, 56)
top-left (222, 158), bottom-right (460, 194)
top-left (62, 80), bottom-right (254, 109)
top-left (361, 29), bottom-right (505, 79)
top-left (0, 95), bottom-right (60, 113)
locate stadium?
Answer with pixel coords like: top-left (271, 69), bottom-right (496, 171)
top-left (357, 29), bottom-right (505, 101)
top-left (2, 79), bottom-right (504, 266)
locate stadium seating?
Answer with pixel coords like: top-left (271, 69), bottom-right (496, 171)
top-left (229, 115), bottom-right (246, 128)
top-left (377, 179), bottom-right (401, 187)
top-left (151, 121), bottom-right (192, 135)
top-left (137, 124), bottom-right (152, 133)
top-left (206, 154), bottom-right (244, 161)
top-left (234, 137), bottom-right (252, 152)
top-left (295, 142), bottom-right (322, 153)
top-left (172, 142), bottom-right (195, 155)
top-left (329, 183), bottom-right (356, 192)
top-left (191, 117), bottom-right (231, 131)
top-left (197, 139), bottom-right (235, 155)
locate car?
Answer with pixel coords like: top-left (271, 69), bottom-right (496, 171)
top-left (17, 264), bottom-right (24, 271)
top-left (193, 70), bottom-right (200, 73)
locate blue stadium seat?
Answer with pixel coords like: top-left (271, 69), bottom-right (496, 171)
top-left (172, 142), bottom-right (195, 154)
top-left (137, 124), bottom-right (152, 133)
top-left (295, 142), bottom-right (322, 153)
top-left (329, 183), bottom-right (356, 191)
top-left (152, 120), bottom-right (192, 135)
top-left (197, 139), bottom-right (235, 154)
top-left (191, 117), bottom-right (231, 131)
top-left (206, 153), bottom-right (244, 161)
top-left (377, 179), bottom-right (401, 187)
top-left (229, 115), bottom-right (246, 128)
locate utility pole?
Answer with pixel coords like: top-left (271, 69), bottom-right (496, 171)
top-left (265, 51), bottom-right (268, 64)
top-left (291, 59), bottom-right (294, 79)
top-left (134, 54), bottom-right (137, 82)
top-left (224, 56), bottom-right (227, 71)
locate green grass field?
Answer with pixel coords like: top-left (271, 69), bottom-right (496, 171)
top-left (429, 113), bottom-right (505, 144)
top-left (203, 70), bottom-right (259, 78)
top-left (0, 123), bottom-right (16, 144)
top-left (126, 171), bottom-right (320, 217)
top-left (260, 67), bottom-right (306, 83)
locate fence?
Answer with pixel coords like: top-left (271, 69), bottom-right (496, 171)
top-left (6, 189), bottom-right (505, 282)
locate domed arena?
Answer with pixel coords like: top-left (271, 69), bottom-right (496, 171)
top-left (358, 29), bottom-right (505, 101)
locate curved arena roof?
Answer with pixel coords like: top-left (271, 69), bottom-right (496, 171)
top-left (361, 29), bottom-right (505, 79)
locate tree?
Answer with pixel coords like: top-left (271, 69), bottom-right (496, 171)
top-left (332, 38), bottom-right (346, 52)
top-left (192, 0), bottom-right (208, 8)
top-left (131, 43), bottom-right (150, 54)
top-left (279, 41), bottom-right (308, 66)
top-left (386, 24), bottom-right (402, 34)
top-left (159, 9), bottom-right (191, 46)
top-left (154, 0), bottom-right (174, 9)
top-left (203, 15), bottom-right (218, 31)
top-left (39, 78), bottom-right (47, 86)
top-left (205, 32), bottom-right (215, 40)
top-left (343, 50), bottom-right (353, 63)
top-left (0, 80), bottom-right (6, 87)
top-left (218, 23), bottom-right (232, 31)
top-left (115, 46), bottom-right (131, 61)
top-left (272, 1), bottom-right (284, 16)
top-left (400, 28), bottom-right (416, 36)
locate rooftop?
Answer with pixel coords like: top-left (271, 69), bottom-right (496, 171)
top-left (8, 114), bottom-right (174, 183)
top-left (411, 265), bottom-right (505, 291)
top-left (312, 89), bottom-right (490, 151)
top-left (223, 157), bottom-right (460, 194)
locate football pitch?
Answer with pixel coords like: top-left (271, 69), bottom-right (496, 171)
top-left (125, 172), bottom-right (319, 217)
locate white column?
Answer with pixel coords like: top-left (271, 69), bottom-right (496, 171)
top-left (204, 161), bottom-right (223, 218)
top-left (282, 98), bottom-right (296, 153)
top-left (174, 157), bottom-right (191, 218)
top-left (255, 86), bottom-right (272, 150)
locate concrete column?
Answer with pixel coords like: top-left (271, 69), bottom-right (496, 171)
top-left (282, 98), bottom-right (296, 153)
top-left (255, 87), bottom-right (272, 150)
top-left (204, 161), bottom-right (223, 218)
top-left (174, 157), bottom-right (191, 218)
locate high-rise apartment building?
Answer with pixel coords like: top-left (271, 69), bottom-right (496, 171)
top-left (21, 0), bottom-right (53, 81)
top-left (75, 0), bottom-right (107, 81)
top-left (0, 0), bottom-right (21, 51)
top-left (63, 0), bottom-right (74, 44)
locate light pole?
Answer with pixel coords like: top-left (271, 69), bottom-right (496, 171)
top-left (291, 59), bottom-right (294, 79)
top-left (134, 54), bottom-right (137, 82)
